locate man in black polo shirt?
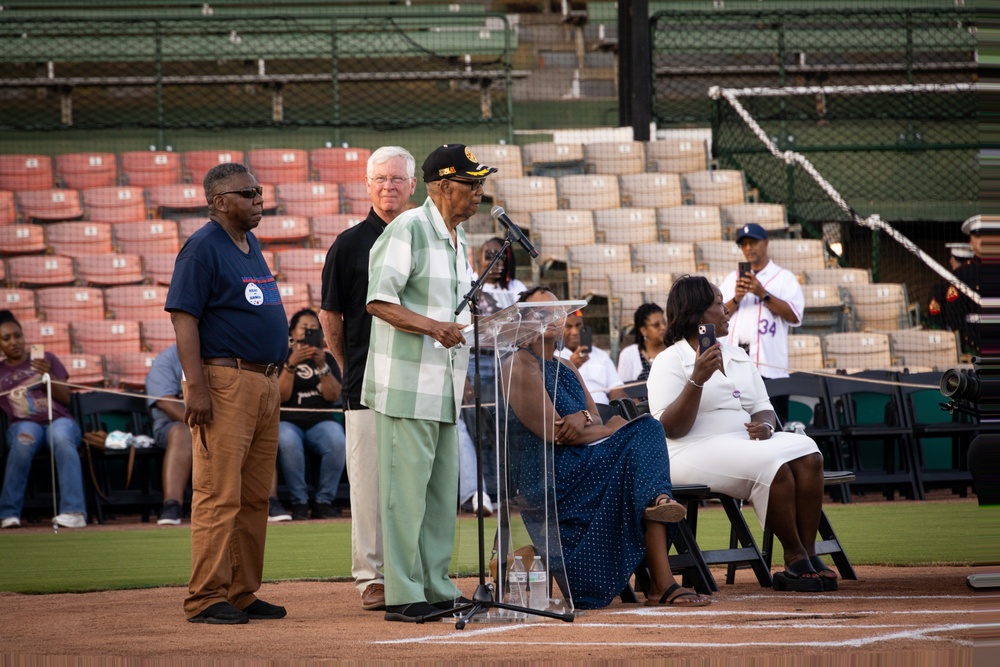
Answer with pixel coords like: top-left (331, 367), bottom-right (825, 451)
top-left (319, 146), bottom-right (417, 612)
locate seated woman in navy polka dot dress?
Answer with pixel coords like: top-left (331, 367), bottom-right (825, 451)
top-left (502, 287), bottom-right (711, 610)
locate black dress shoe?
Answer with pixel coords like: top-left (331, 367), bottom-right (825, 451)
top-left (430, 596), bottom-right (473, 611)
top-left (242, 599), bottom-right (287, 619)
top-left (188, 601), bottom-right (249, 625)
top-left (384, 601), bottom-right (439, 623)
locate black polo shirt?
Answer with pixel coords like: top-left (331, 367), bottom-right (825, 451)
top-left (320, 208), bottom-right (388, 410)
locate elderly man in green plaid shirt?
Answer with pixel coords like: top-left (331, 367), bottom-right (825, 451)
top-left (364, 144), bottom-right (497, 623)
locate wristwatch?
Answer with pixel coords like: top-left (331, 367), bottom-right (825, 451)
top-left (762, 293), bottom-right (772, 303)
top-left (317, 364), bottom-right (332, 376)
top-left (580, 409), bottom-right (593, 425)
top-left (284, 362), bottom-right (296, 372)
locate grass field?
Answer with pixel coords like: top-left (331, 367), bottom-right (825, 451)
top-left (0, 499), bottom-right (989, 595)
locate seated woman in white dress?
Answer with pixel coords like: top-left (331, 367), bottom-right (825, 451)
top-left (646, 275), bottom-right (835, 592)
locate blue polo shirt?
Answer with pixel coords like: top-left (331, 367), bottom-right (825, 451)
top-left (165, 220), bottom-right (287, 365)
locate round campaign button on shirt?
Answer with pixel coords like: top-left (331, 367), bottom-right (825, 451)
top-left (733, 390), bottom-right (741, 399)
top-left (245, 283), bottom-right (264, 306)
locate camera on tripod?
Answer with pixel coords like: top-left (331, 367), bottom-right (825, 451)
top-left (939, 357), bottom-right (999, 420)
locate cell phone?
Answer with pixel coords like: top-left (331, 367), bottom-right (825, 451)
top-left (30, 344), bottom-right (45, 361)
top-left (739, 262), bottom-right (752, 277)
top-left (697, 323), bottom-right (716, 354)
top-left (579, 325), bottom-right (592, 353)
top-left (300, 328), bottom-right (323, 348)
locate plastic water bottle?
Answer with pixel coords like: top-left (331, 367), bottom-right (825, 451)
top-left (528, 555), bottom-right (548, 610)
top-left (507, 555), bottom-right (527, 607)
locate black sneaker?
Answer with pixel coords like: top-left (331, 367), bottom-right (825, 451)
top-left (384, 602), bottom-right (439, 623)
top-left (312, 503), bottom-right (341, 519)
top-left (188, 601), bottom-right (249, 625)
top-left (267, 497), bottom-right (292, 523)
top-left (242, 599), bottom-right (287, 620)
top-left (291, 503), bottom-right (311, 521)
top-left (157, 500), bottom-right (182, 526)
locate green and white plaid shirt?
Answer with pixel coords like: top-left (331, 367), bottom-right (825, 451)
top-left (362, 197), bottom-right (472, 424)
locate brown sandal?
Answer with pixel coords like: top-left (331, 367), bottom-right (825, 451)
top-left (643, 494), bottom-right (686, 523)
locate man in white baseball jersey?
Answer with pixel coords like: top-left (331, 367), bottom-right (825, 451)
top-left (719, 223), bottom-right (804, 424)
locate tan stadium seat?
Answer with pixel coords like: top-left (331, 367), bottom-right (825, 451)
top-left (583, 141), bottom-right (646, 176)
top-left (800, 284), bottom-right (846, 335)
top-left (521, 142), bottom-right (585, 177)
top-left (787, 334), bottom-right (825, 371)
top-left (631, 242), bottom-right (699, 276)
top-left (46, 221), bottom-right (113, 257)
top-left (620, 173), bottom-right (683, 209)
top-left (683, 170), bottom-right (746, 206)
top-left (567, 243), bottom-right (631, 299)
top-left (768, 239), bottom-right (828, 274)
top-left (822, 332), bottom-right (892, 372)
top-left (656, 205), bottom-right (723, 243)
top-left (112, 219), bottom-right (180, 255)
top-left (36, 287), bottom-right (104, 323)
top-left (75, 253), bottom-right (144, 287)
top-left (494, 177), bottom-right (558, 226)
top-left (275, 249), bottom-right (326, 285)
top-left (311, 214), bottom-right (365, 249)
top-left (104, 285), bottom-right (170, 322)
top-left (843, 283), bottom-right (916, 332)
top-left (557, 174), bottom-right (621, 210)
top-left (467, 144), bottom-right (523, 200)
top-left (146, 184), bottom-right (208, 218)
top-left (105, 352), bottom-right (159, 388)
top-left (888, 329), bottom-right (960, 371)
top-left (19, 319), bottom-right (72, 357)
top-left (62, 354), bottom-right (106, 386)
top-left (722, 203), bottom-right (788, 238)
top-left (803, 268), bottom-right (871, 286)
top-left (593, 208), bottom-right (658, 246)
top-left (607, 271), bottom-right (673, 335)
top-left (646, 138), bottom-right (709, 174)
top-left (695, 240), bottom-right (745, 274)
top-left (254, 215), bottom-right (311, 247)
top-left (72, 319), bottom-right (142, 356)
top-left (528, 210), bottom-right (596, 266)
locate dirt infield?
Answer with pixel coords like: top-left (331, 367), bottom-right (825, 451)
top-left (0, 565), bottom-right (985, 664)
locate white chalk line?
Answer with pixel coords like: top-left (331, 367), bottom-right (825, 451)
top-left (613, 607), bottom-right (972, 617)
top-left (376, 622), bottom-right (975, 648)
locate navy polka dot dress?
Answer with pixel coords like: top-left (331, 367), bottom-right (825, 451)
top-left (509, 355), bottom-right (674, 609)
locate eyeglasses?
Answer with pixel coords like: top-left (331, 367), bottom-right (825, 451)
top-left (370, 175), bottom-right (413, 187)
top-left (484, 249), bottom-right (502, 261)
top-left (449, 177), bottom-right (486, 190)
top-left (218, 186), bottom-right (263, 199)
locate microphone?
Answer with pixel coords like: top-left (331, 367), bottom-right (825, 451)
top-left (491, 205), bottom-right (538, 258)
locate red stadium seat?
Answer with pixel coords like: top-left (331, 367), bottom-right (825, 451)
top-left (104, 284), bottom-right (170, 322)
top-left (310, 147), bottom-right (371, 183)
top-left (72, 320), bottom-right (142, 356)
top-left (140, 252), bottom-right (177, 286)
top-left (311, 213), bottom-right (364, 249)
top-left (247, 149), bottom-right (309, 184)
top-left (63, 354), bottom-right (106, 386)
top-left (46, 221), bottom-right (114, 257)
top-left (177, 217), bottom-right (207, 241)
top-left (275, 248), bottom-right (326, 285)
top-left (119, 151), bottom-right (182, 187)
top-left (82, 186), bottom-right (148, 223)
top-left (254, 215), bottom-right (311, 246)
top-left (105, 352), bottom-right (158, 388)
top-left (15, 188), bottom-right (83, 223)
top-left (182, 149), bottom-right (245, 186)
top-left (0, 288), bottom-right (37, 321)
top-left (7, 254), bottom-right (76, 287)
top-left (75, 253), bottom-right (145, 286)
top-left (339, 181), bottom-right (371, 215)
top-left (0, 155), bottom-right (54, 191)
top-left (0, 191), bottom-right (16, 225)
top-left (112, 219), bottom-right (180, 255)
top-left (36, 286), bottom-right (105, 323)
top-left (141, 319), bottom-right (176, 354)
top-left (19, 319), bottom-right (72, 357)
top-left (276, 282), bottom-right (311, 321)
top-left (146, 183), bottom-right (208, 218)
top-left (260, 250), bottom-right (277, 276)
top-left (275, 182), bottom-right (340, 218)
top-left (0, 224), bottom-right (47, 255)
top-left (55, 152), bottom-right (118, 189)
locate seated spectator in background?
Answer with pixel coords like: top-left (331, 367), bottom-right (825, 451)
top-left (0, 310), bottom-right (86, 529)
top-left (646, 276), bottom-right (834, 593)
top-left (457, 380), bottom-right (493, 517)
top-left (617, 303), bottom-right (667, 385)
top-left (275, 309), bottom-right (346, 520)
top-left (503, 287), bottom-right (710, 609)
top-left (556, 310), bottom-right (626, 405)
top-left (145, 343), bottom-right (192, 526)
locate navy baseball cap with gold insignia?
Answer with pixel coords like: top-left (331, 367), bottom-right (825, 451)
top-left (735, 223), bottom-right (769, 243)
top-left (422, 144), bottom-right (498, 183)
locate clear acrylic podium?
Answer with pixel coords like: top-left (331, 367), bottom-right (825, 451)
top-left (458, 299), bottom-right (585, 623)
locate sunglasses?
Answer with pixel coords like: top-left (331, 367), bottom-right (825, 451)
top-left (218, 186), bottom-right (263, 199)
top-left (449, 177), bottom-right (486, 190)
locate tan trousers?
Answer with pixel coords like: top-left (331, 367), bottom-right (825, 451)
top-left (183, 365), bottom-right (280, 618)
top-left (345, 408), bottom-right (383, 594)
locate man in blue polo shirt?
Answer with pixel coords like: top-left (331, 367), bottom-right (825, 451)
top-left (166, 162), bottom-right (289, 625)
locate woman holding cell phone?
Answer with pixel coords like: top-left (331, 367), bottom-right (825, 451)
top-left (0, 310), bottom-right (87, 529)
top-left (646, 276), bottom-right (834, 593)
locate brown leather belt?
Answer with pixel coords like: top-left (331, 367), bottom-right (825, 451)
top-left (203, 357), bottom-right (279, 377)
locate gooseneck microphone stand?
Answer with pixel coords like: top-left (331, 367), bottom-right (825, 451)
top-left (422, 233), bottom-right (574, 629)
